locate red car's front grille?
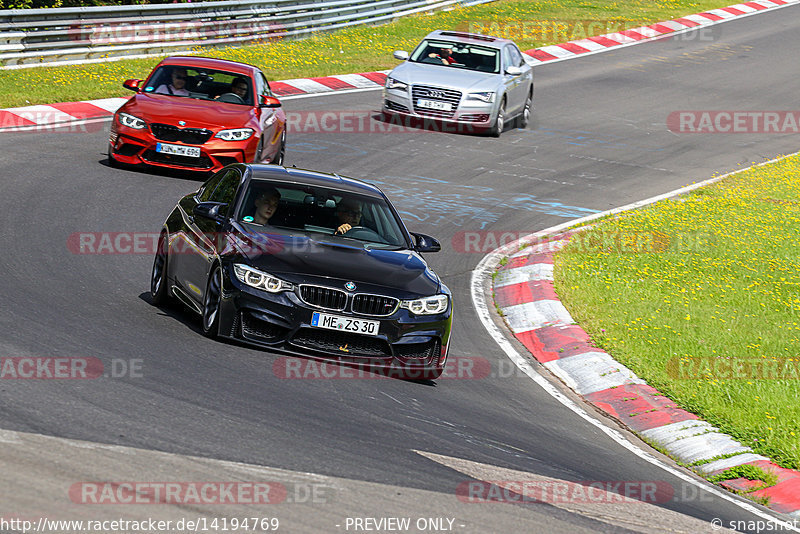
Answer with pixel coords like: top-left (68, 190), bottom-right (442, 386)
top-left (150, 123), bottom-right (214, 144)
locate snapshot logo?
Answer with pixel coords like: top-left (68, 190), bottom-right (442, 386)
top-left (69, 481), bottom-right (329, 505)
top-left (456, 480), bottom-right (673, 504)
top-left (452, 230), bottom-right (712, 254)
top-left (285, 111), bottom-right (489, 135)
top-left (667, 356), bottom-right (800, 380)
top-left (458, 20), bottom-right (717, 43)
top-left (0, 111), bottom-right (105, 134)
top-left (667, 111), bottom-right (800, 134)
top-left (0, 357), bottom-right (142, 379)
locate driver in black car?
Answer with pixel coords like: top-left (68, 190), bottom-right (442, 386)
top-left (334, 198), bottom-right (362, 235)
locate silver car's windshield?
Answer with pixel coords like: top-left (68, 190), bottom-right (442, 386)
top-left (409, 40), bottom-right (500, 74)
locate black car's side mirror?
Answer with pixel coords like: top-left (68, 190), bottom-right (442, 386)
top-left (193, 202), bottom-right (228, 223)
top-left (411, 232), bottom-right (441, 253)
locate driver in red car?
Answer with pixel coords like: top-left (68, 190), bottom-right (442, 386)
top-left (334, 198), bottom-right (362, 235)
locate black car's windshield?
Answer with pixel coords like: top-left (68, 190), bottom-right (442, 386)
top-left (237, 180), bottom-right (408, 249)
top-left (144, 66), bottom-right (253, 105)
top-left (410, 40), bottom-right (500, 74)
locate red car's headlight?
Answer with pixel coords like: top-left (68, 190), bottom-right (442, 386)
top-left (118, 113), bottom-right (146, 129)
top-left (215, 128), bottom-right (255, 141)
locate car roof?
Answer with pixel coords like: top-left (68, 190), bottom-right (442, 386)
top-left (160, 56), bottom-right (258, 76)
top-left (244, 165), bottom-right (386, 198)
top-left (422, 30), bottom-right (514, 49)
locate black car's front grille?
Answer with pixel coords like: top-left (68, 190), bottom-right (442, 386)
top-left (352, 294), bottom-right (398, 317)
top-left (384, 100), bottom-right (410, 113)
top-left (241, 313), bottom-right (289, 342)
top-left (394, 339), bottom-right (440, 361)
top-left (142, 150), bottom-right (212, 169)
top-left (411, 85), bottom-right (461, 119)
top-left (150, 123), bottom-right (213, 144)
top-left (299, 285), bottom-right (347, 311)
top-left (290, 328), bottom-right (392, 358)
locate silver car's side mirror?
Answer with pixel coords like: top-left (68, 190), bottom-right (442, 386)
top-left (393, 50), bottom-right (409, 61)
top-left (505, 66), bottom-right (523, 76)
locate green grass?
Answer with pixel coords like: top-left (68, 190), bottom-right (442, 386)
top-left (1, 0), bottom-right (735, 107)
top-left (708, 464), bottom-right (778, 488)
top-left (555, 155), bottom-right (800, 470)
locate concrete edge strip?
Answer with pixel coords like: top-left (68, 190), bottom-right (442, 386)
top-left (486, 151), bottom-right (800, 518)
top-left (2, 0), bottom-right (798, 128)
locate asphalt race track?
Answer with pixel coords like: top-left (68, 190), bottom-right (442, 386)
top-left (1, 6), bottom-right (799, 533)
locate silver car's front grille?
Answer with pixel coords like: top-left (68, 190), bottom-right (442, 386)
top-left (411, 85), bottom-right (461, 119)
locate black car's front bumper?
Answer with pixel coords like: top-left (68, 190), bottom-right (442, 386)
top-left (217, 266), bottom-right (452, 378)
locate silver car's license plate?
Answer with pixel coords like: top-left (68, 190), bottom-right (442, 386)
top-left (156, 143), bottom-right (201, 158)
top-left (417, 99), bottom-right (452, 111)
top-left (311, 312), bottom-right (379, 336)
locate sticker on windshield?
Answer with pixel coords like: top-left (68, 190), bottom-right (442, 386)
top-left (242, 216), bottom-right (254, 222)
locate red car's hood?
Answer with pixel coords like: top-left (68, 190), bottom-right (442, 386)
top-left (122, 93), bottom-right (257, 129)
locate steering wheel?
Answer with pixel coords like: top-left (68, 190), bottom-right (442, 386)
top-left (342, 226), bottom-right (386, 243)
top-left (216, 92), bottom-right (245, 104)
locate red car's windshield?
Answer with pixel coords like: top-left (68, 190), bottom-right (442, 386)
top-left (144, 66), bottom-right (253, 106)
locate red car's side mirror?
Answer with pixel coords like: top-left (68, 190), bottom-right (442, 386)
top-left (260, 95), bottom-right (282, 108)
top-left (123, 79), bottom-right (143, 92)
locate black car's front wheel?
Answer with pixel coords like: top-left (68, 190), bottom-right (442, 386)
top-left (202, 265), bottom-right (223, 338)
top-left (150, 232), bottom-right (170, 305)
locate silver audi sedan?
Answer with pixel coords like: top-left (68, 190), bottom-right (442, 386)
top-left (382, 30), bottom-right (534, 137)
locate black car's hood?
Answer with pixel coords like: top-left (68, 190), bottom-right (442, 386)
top-left (229, 229), bottom-right (441, 297)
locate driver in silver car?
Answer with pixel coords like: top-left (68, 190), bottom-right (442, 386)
top-left (334, 198), bottom-right (363, 235)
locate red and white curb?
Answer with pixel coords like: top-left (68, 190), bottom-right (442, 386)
top-left (486, 158), bottom-right (800, 519)
top-left (523, 0), bottom-right (800, 64)
top-left (2, 0), bottom-right (799, 130)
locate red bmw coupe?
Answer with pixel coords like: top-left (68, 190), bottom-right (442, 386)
top-left (109, 56), bottom-right (286, 174)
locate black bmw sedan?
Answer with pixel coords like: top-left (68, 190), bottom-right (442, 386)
top-left (150, 163), bottom-right (452, 378)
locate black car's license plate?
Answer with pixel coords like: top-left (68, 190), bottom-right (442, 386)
top-left (311, 312), bottom-right (379, 335)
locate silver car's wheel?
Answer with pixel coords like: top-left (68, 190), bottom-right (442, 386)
top-left (518, 90), bottom-right (532, 129)
top-left (489, 98), bottom-right (506, 138)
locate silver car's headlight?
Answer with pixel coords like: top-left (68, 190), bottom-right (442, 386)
top-left (215, 128), bottom-right (254, 141)
top-left (233, 264), bottom-right (292, 293)
top-left (400, 294), bottom-right (449, 315)
top-left (118, 112), bottom-right (146, 129)
top-left (466, 92), bottom-right (495, 103)
top-left (385, 77), bottom-right (409, 92)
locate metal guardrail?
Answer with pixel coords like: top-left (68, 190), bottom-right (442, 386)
top-left (0, 0), bottom-right (495, 68)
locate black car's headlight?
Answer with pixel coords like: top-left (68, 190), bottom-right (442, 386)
top-left (400, 294), bottom-right (449, 315)
top-left (466, 92), bottom-right (495, 103)
top-left (233, 264), bottom-right (293, 293)
top-left (385, 77), bottom-right (408, 92)
top-left (118, 112), bottom-right (146, 129)
top-left (215, 128), bottom-right (255, 141)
